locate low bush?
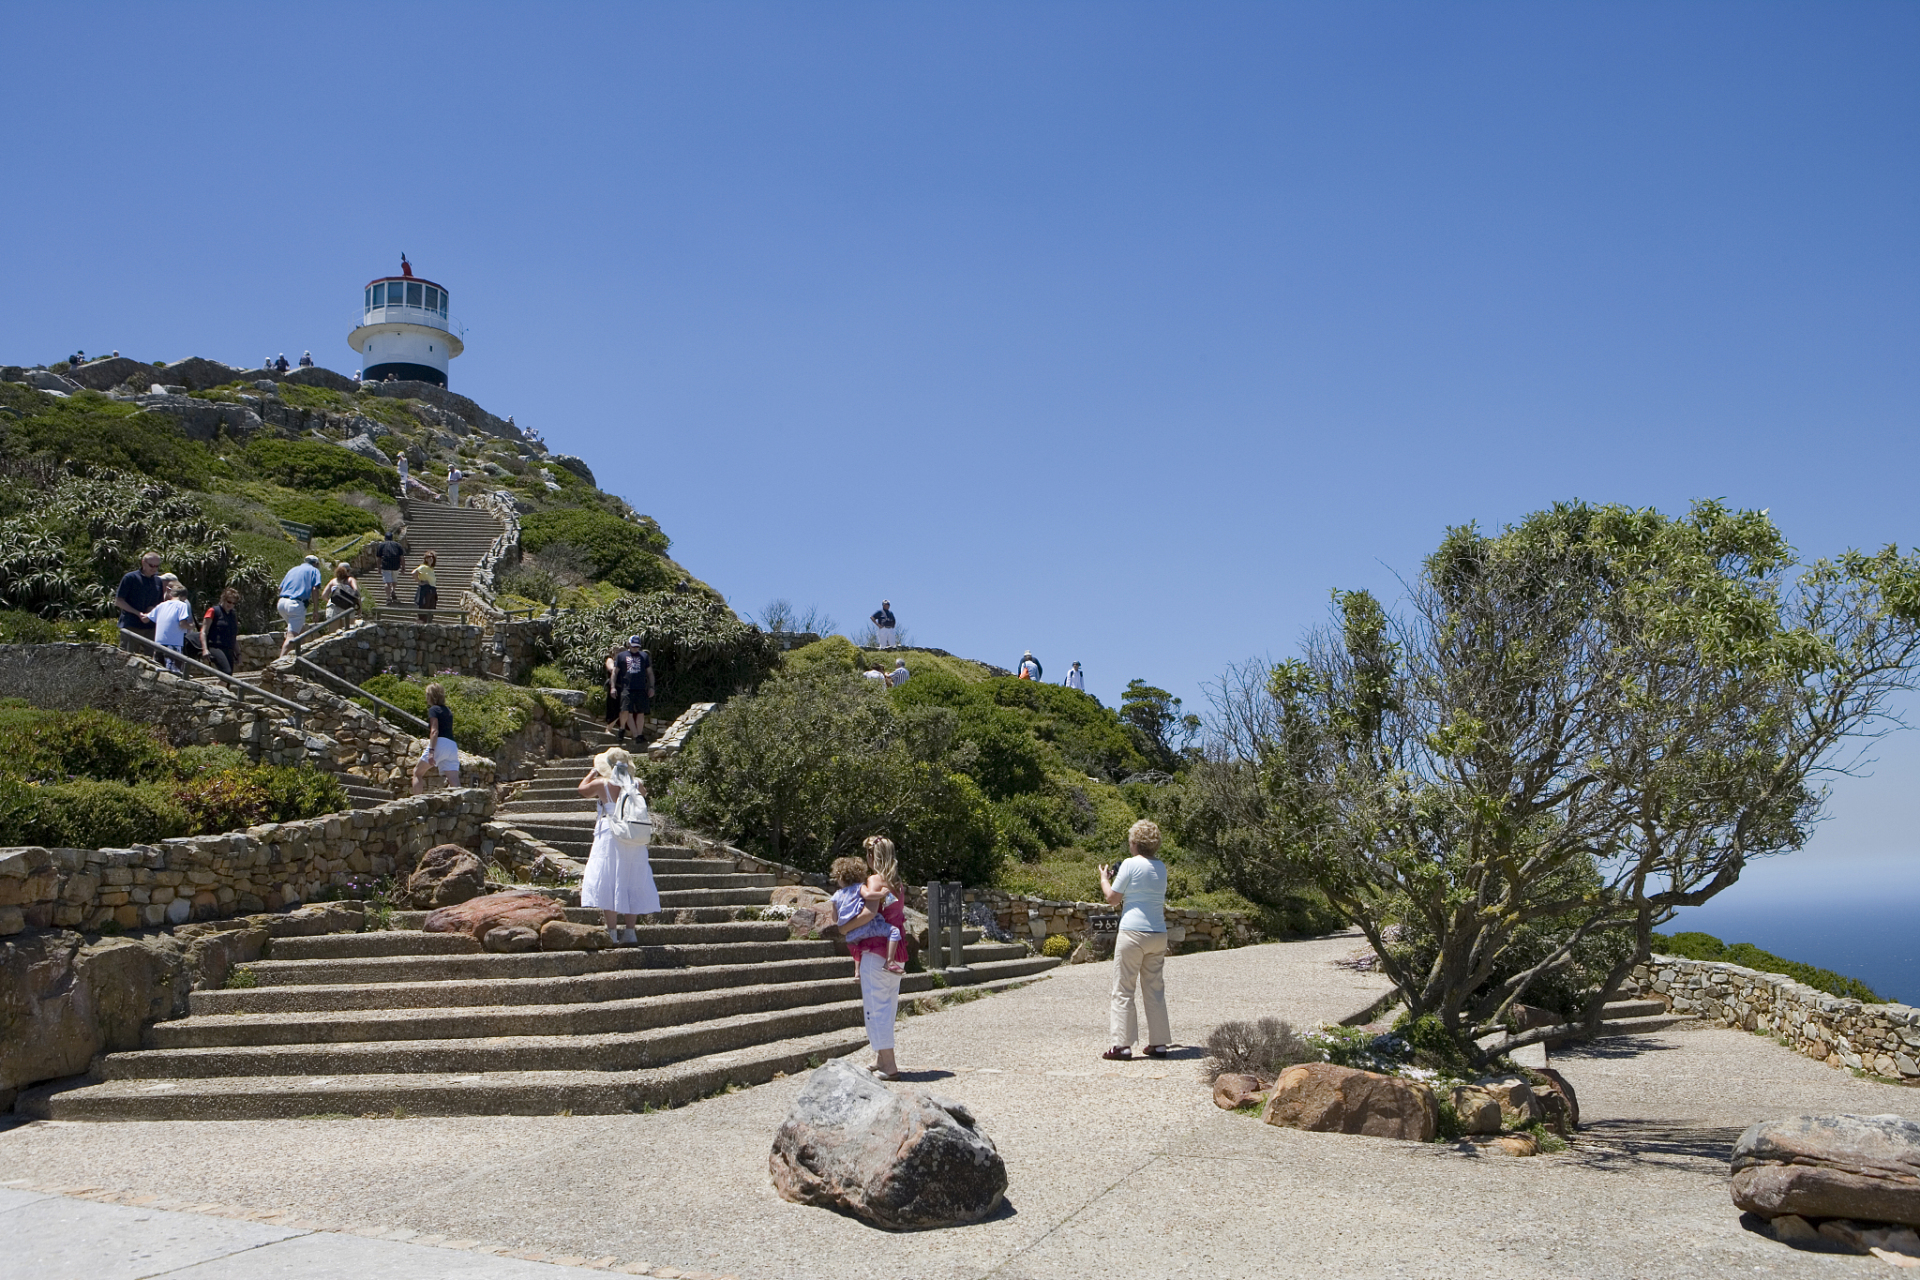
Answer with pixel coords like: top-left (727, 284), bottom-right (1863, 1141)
top-left (242, 437), bottom-right (395, 493)
top-left (1650, 930), bottom-right (1883, 1003)
top-left (552, 593), bottom-right (780, 711)
top-left (0, 774), bottom-right (190, 847)
top-left (1041, 933), bottom-right (1072, 959)
top-left (360, 674), bottom-right (568, 759)
top-left (0, 384), bottom-right (217, 489)
top-left (0, 703), bottom-right (177, 782)
top-left (272, 495), bottom-right (382, 539)
top-left (0, 610), bottom-right (118, 644)
top-left (1203, 1017), bottom-right (1313, 1083)
top-left (522, 508), bottom-right (672, 594)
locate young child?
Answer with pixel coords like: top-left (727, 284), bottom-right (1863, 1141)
top-left (860, 836), bottom-right (908, 975)
top-left (149, 585), bottom-right (193, 671)
top-left (831, 851), bottom-right (905, 976)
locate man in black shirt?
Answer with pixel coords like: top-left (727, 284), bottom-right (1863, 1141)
top-left (871, 600), bottom-right (897, 649)
top-left (114, 552), bottom-right (165, 646)
top-left (373, 532), bottom-right (407, 604)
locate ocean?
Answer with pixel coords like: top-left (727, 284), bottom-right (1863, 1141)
top-left (1663, 850), bottom-right (1919, 1007)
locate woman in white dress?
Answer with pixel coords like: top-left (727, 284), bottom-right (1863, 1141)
top-left (576, 747), bottom-right (660, 944)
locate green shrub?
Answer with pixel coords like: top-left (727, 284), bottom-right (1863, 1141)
top-left (360, 674), bottom-right (566, 758)
top-left (0, 610), bottom-right (117, 644)
top-left (242, 437), bottom-right (395, 493)
top-left (552, 593), bottom-right (779, 711)
top-left (271, 495), bottom-right (382, 539)
top-left (528, 663), bottom-right (583, 691)
top-left (0, 385), bottom-right (217, 488)
top-left (1650, 930), bottom-right (1883, 1003)
top-left (522, 508), bottom-right (672, 594)
top-left (1041, 933), bottom-right (1072, 959)
top-left (252, 765), bottom-right (349, 822)
top-left (171, 769), bottom-right (272, 833)
top-left (0, 704), bottom-right (176, 782)
top-left (0, 775), bottom-right (191, 847)
top-left (273, 383), bottom-right (353, 412)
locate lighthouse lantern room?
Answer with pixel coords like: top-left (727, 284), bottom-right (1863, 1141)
top-left (348, 254), bottom-right (464, 387)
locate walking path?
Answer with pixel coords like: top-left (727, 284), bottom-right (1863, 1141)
top-left (4, 932), bottom-right (1915, 1279)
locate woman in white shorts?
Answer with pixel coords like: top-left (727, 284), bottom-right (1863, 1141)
top-left (412, 682), bottom-right (461, 793)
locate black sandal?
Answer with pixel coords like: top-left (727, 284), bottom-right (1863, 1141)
top-left (1101, 1046), bottom-right (1132, 1061)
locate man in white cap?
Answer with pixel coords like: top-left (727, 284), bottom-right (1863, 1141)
top-left (870, 600), bottom-right (896, 649)
top-left (276, 554), bottom-right (324, 657)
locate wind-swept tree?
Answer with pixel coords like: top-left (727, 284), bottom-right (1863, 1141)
top-left (1213, 501), bottom-right (1920, 1062)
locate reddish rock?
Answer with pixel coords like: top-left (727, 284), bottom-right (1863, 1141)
top-left (1731, 1114), bottom-right (1920, 1228)
top-left (404, 844), bottom-right (486, 909)
top-left (1260, 1063), bottom-right (1438, 1143)
top-left (1449, 1085), bottom-right (1503, 1136)
top-left (423, 890), bottom-right (565, 942)
top-left (1213, 1073), bottom-right (1269, 1111)
top-left (539, 920), bottom-right (610, 952)
top-left (1535, 1067), bottom-right (1580, 1129)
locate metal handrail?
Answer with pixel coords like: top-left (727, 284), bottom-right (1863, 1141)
top-left (290, 657), bottom-right (428, 735)
top-left (283, 608), bottom-right (357, 651)
top-left (118, 629), bottom-right (305, 728)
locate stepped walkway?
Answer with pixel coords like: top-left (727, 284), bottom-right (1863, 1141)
top-left (11, 933), bottom-right (1912, 1280)
top-left (26, 759), bottom-right (1060, 1120)
top-left (373, 499), bottom-right (502, 618)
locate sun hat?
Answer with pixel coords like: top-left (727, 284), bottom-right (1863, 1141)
top-left (592, 746), bottom-right (634, 777)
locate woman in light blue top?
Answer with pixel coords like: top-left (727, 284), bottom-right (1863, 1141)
top-left (1098, 819), bottom-right (1171, 1060)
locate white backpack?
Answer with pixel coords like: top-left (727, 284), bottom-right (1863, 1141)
top-left (604, 767), bottom-right (652, 844)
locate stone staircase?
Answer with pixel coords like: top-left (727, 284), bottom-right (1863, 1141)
top-left (26, 869), bottom-right (1058, 1120)
top-left (372, 500), bottom-right (503, 619)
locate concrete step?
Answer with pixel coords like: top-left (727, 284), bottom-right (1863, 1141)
top-left (269, 931), bottom-right (482, 960)
top-left (1600, 998), bottom-right (1668, 1020)
top-left (28, 1026), bottom-right (877, 1121)
top-left (245, 936), bottom-right (847, 988)
top-left (1593, 1012), bottom-right (1695, 1038)
top-left (209, 939), bottom-right (1033, 1015)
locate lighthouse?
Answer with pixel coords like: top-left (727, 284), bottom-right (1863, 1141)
top-left (348, 254), bottom-right (464, 387)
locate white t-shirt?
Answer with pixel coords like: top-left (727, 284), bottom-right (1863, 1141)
top-left (1065, 668), bottom-right (1084, 691)
top-left (151, 599), bottom-right (192, 648)
top-left (1110, 856), bottom-right (1168, 933)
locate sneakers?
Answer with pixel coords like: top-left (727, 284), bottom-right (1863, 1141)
top-left (621, 926), bottom-right (639, 945)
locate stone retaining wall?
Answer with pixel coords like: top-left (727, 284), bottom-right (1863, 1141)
top-left (297, 619), bottom-right (488, 683)
top-left (909, 886), bottom-right (1260, 954)
top-left (1632, 955), bottom-right (1920, 1084)
top-left (0, 644), bottom-right (313, 767)
top-left (0, 789), bottom-right (492, 936)
top-left (247, 663), bottom-right (499, 790)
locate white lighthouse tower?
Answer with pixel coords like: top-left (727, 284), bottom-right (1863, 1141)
top-left (348, 254), bottom-right (464, 387)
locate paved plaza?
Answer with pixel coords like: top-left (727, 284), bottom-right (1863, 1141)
top-left (4, 931), bottom-right (1915, 1279)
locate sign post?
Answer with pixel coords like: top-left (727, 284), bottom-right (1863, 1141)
top-left (925, 882), bottom-right (945, 970)
top-left (943, 880), bottom-right (966, 974)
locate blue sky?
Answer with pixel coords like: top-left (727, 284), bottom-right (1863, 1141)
top-left (3, 4), bottom-right (1916, 927)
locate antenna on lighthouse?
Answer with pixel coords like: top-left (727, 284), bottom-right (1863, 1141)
top-left (349, 257), bottom-right (463, 388)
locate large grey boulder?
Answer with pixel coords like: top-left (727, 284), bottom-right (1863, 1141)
top-left (342, 433), bottom-right (392, 466)
top-left (25, 370), bottom-right (80, 394)
top-left (1731, 1114), bottom-right (1920, 1228)
top-left (770, 1058), bottom-right (1007, 1229)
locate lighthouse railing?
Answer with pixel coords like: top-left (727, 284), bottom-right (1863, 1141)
top-left (355, 305), bottom-right (464, 338)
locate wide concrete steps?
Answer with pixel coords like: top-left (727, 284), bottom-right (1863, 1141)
top-left (27, 1024), bottom-right (879, 1121)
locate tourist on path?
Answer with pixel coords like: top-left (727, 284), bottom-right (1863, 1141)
top-left (890, 657), bottom-right (909, 687)
top-left (863, 665), bottom-right (887, 684)
top-left (602, 644), bottom-right (623, 727)
top-left (871, 600), bottom-right (896, 649)
top-left (1100, 819), bottom-right (1171, 1061)
top-left (324, 563), bottom-right (361, 624)
top-left (298, 351), bottom-right (314, 368)
top-left (830, 851), bottom-right (902, 1079)
top-left (613, 636), bottom-right (653, 744)
top-left (199, 588), bottom-right (242, 676)
top-left (1063, 661), bottom-right (1084, 692)
top-left (412, 551), bottom-right (438, 623)
top-left (412, 681), bottom-right (461, 793)
top-left (1018, 650), bottom-right (1043, 681)
top-left (276, 554), bottom-right (324, 658)
top-left (114, 551), bottom-right (165, 648)
top-left (155, 574), bottom-right (205, 665)
top-left (446, 464), bottom-right (463, 507)
top-left (577, 746), bottom-right (660, 945)
top-left (274, 353), bottom-right (290, 373)
top-left (150, 586), bottom-right (193, 672)
top-left (373, 532), bottom-right (406, 604)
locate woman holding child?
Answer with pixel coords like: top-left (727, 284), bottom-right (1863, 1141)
top-left (830, 836), bottom-right (909, 1079)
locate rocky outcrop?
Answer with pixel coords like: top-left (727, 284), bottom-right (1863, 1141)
top-left (342, 433), bottom-right (391, 465)
top-left (1731, 1114), bottom-right (1920, 1228)
top-left (57, 356), bottom-right (158, 392)
top-left (539, 920), bottom-right (609, 952)
top-left (403, 844), bottom-right (487, 909)
top-left (1449, 1084), bottom-right (1503, 1136)
top-left (130, 393), bottom-right (264, 442)
top-left (770, 1059), bottom-right (1008, 1229)
top-left (1213, 1073), bottom-right (1269, 1111)
top-left (1259, 1062), bottom-right (1439, 1142)
top-left (0, 903), bottom-right (360, 1108)
top-left (423, 889), bottom-right (565, 942)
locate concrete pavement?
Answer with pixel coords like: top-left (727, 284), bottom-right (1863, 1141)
top-left (3, 931), bottom-right (1915, 1279)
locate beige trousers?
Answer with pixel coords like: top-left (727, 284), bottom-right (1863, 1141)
top-left (1109, 929), bottom-right (1170, 1048)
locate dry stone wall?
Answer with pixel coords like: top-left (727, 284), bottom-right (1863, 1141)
top-left (1632, 955), bottom-right (1920, 1083)
top-left (296, 619), bottom-right (488, 683)
top-left (0, 644), bottom-right (313, 766)
top-left (0, 789), bottom-right (491, 936)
